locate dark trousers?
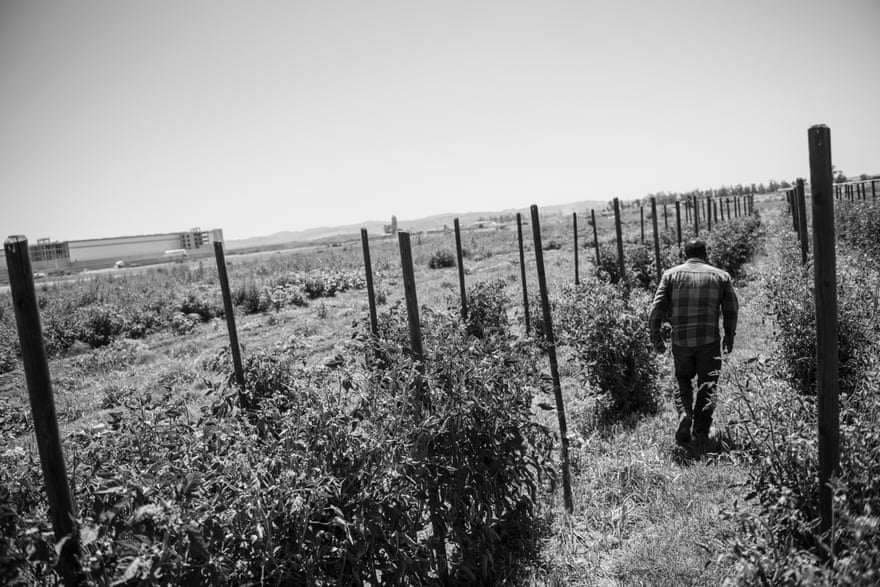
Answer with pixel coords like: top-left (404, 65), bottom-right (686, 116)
top-left (672, 340), bottom-right (722, 434)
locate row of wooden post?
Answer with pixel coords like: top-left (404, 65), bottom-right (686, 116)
top-left (570, 192), bottom-right (756, 296)
top-left (834, 179), bottom-right (877, 201)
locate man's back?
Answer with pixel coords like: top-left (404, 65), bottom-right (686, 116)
top-left (650, 258), bottom-right (738, 348)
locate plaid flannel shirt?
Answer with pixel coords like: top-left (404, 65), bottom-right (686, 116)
top-left (649, 258), bottom-right (738, 348)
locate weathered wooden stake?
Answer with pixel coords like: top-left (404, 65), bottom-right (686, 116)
top-left (397, 232), bottom-right (425, 367)
top-left (792, 188), bottom-right (801, 234)
top-left (5, 236), bottom-right (82, 586)
top-left (360, 229), bottom-right (379, 336)
top-left (706, 197), bottom-right (712, 232)
top-left (591, 209), bottom-right (600, 269)
top-left (572, 212), bottom-right (579, 285)
top-left (639, 204), bottom-right (645, 243)
top-left (796, 179), bottom-right (809, 265)
top-left (613, 197), bottom-right (628, 298)
top-left (675, 200), bottom-right (682, 253)
top-left (651, 197), bottom-right (661, 284)
top-left (808, 124), bottom-right (840, 541)
top-left (214, 241), bottom-right (245, 389)
top-left (693, 196), bottom-right (700, 235)
top-left (516, 213), bottom-right (530, 334)
top-left (400, 230), bottom-right (447, 578)
top-left (453, 218), bottom-right (468, 319)
top-left (530, 205), bottom-right (574, 514)
top-left (663, 204), bottom-right (668, 229)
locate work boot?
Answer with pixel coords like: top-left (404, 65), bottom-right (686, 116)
top-left (675, 414), bottom-right (692, 444)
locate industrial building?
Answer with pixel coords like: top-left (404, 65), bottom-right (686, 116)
top-left (1, 228), bottom-right (223, 273)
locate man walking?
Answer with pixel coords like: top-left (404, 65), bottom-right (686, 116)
top-left (649, 239), bottom-right (739, 445)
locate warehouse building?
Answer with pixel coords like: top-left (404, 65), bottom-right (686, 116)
top-left (2, 227), bottom-right (224, 273)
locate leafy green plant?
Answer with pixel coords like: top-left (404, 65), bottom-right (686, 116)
top-left (555, 283), bottom-right (660, 420)
top-left (428, 249), bottom-right (456, 269)
top-left (764, 246), bottom-right (875, 397)
top-left (706, 215), bottom-right (763, 279)
top-left (458, 278), bottom-right (510, 339)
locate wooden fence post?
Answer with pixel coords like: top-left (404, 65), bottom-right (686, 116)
top-left (529, 205), bottom-right (574, 514)
top-left (791, 188), bottom-right (801, 234)
top-left (214, 241), bottom-right (245, 390)
top-left (872, 179), bottom-right (877, 199)
top-left (397, 232), bottom-right (425, 368)
top-left (360, 229), bottom-right (379, 337)
top-left (675, 200), bottom-right (682, 253)
top-left (796, 179), bottom-right (809, 265)
top-left (706, 197), bottom-right (713, 232)
top-left (651, 197), bottom-right (661, 284)
top-left (613, 197), bottom-right (628, 298)
top-left (398, 235), bottom-right (449, 579)
top-left (5, 236), bottom-right (83, 585)
top-left (693, 196), bottom-right (700, 236)
top-left (591, 209), bottom-right (600, 269)
top-left (516, 213), bottom-right (531, 334)
top-left (663, 204), bottom-right (668, 229)
top-left (453, 218), bottom-right (468, 319)
top-left (639, 204), bottom-right (645, 243)
top-left (808, 124), bottom-right (840, 541)
top-left (573, 212), bottom-right (579, 285)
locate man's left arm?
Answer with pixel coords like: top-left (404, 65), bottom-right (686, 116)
top-left (721, 276), bottom-right (739, 353)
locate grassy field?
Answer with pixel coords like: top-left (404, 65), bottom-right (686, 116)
top-left (1, 196), bottom-right (791, 584)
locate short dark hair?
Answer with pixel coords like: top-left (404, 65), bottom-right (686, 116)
top-left (684, 239), bottom-right (707, 259)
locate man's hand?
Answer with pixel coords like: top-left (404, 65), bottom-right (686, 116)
top-left (723, 333), bottom-right (735, 354)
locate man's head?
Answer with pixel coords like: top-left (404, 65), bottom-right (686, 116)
top-left (684, 239), bottom-right (707, 260)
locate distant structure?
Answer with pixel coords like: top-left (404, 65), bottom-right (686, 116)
top-left (11, 227), bottom-right (224, 272)
top-left (384, 215), bottom-right (398, 236)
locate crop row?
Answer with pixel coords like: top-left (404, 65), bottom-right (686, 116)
top-left (0, 209), bottom-right (767, 584)
top-left (0, 267), bottom-right (369, 375)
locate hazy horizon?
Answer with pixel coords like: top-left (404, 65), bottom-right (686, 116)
top-left (2, 1), bottom-right (878, 242)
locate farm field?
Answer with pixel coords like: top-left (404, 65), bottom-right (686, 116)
top-left (3, 192), bottom-right (880, 585)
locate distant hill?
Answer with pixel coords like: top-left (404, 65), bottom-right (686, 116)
top-left (226, 199), bottom-right (610, 250)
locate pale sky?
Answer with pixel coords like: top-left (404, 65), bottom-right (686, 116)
top-left (1, 0), bottom-right (878, 241)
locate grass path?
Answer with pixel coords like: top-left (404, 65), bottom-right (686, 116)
top-left (528, 216), bottom-right (782, 586)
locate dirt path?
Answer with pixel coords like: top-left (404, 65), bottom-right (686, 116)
top-left (528, 212), bottom-right (784, 586)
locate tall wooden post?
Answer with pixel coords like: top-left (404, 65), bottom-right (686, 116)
top-left (663, 204), bottom-right (668, 229)
top-left (530, 205), bottom-right (574, 514)
top-left (706, 197), bottom-right (713, 232)
top-left (792, 188), bottom-right (801, 234)
top-left (397, 232), bottom-right (425, 367)
top-left (675, 200), bottom-right (682, 253)
top-left (639, 204), bottom-right (645, 243)
top-left (809, 124), bottom-right (839, 540)
top-left (693, 196), bottom-right (700, 235)
top-left (399, 232), bottom-right (448, 578)
top-left (651, 197), bottom-right (661, 284)
top-left (5, 236), bottom-right (83, 585)
top-left (214, 241), bottom-right (245, 390)
top-left (453, 218), bottom-right (468, 319)
top-left (591, 208), bottom-right (600, 269)
top-left (517, 213), bottom-right (530, 334)
top-left (796, 179), bottom-right (809, 265)
top-left (573, 212), bottom-right (579, 285)
top-left (613, 197), bottom-right (627, 297)
top-left (360, 229), bottom-right (379, 337)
